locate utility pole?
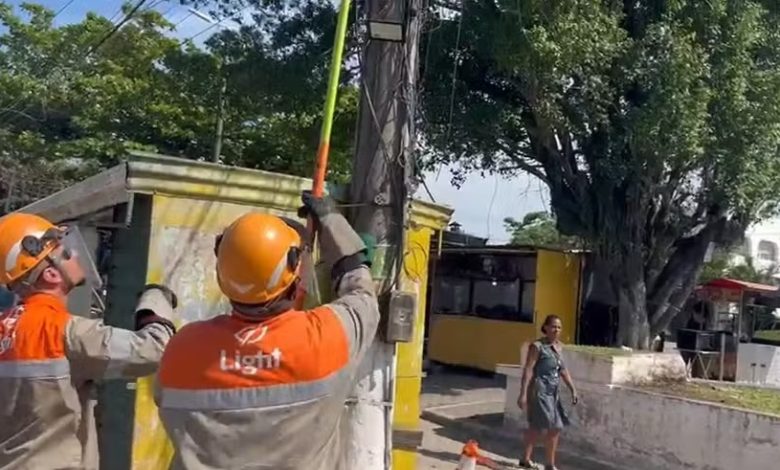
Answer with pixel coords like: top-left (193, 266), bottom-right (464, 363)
top-left (345, 0), bottom-right (422, 468)
top-left (212, 75), bottom-right (226, 163)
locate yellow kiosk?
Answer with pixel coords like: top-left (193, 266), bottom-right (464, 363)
top-left (427, 246), bottom-right (586, 372)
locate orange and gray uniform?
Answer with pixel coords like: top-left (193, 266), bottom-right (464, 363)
top-left (156, 214), bottom-right (379, 470)
top-left (0, 291), bottom-right (174, 470)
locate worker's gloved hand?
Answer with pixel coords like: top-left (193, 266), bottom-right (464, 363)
top-left (297, 191), bottom-right (337, 222)
top-left (134, 284), bottom-right (178, 334)
top-left (142, 284), bottom-right (178, 309)
top-left (296, 191), bottom-right (367, 278)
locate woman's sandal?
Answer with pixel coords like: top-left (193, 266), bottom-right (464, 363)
top-left (517, 460), bottom-right (540, 469)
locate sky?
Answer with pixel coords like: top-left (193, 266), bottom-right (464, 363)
top-left (4, 0), bottom-right (548, 242)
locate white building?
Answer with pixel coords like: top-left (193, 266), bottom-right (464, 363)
top-left (731, 217), bottom-right (780, 276)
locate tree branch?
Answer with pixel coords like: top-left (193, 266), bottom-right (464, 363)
top-left (648, 217), bottom-right (725, 327)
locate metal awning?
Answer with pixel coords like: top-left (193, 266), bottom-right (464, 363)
top-left (17, 151), bottom-right (453, 230)
top-left (700, 278), bottom-right (779, 294)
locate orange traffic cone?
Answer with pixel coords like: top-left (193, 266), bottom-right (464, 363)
top-left (456, 440), bottom-right (480, 470)
top-left (456, 440), bottom-right (501, 469)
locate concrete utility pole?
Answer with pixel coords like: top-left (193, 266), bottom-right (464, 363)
top-left (212, 76), bottom-right (226, 163)
top-left (345, 0), bottom-right (422, 467)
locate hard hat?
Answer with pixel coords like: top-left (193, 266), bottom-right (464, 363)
top-left (0, 213), bottom-right (59, 285)
top-left (215, 212), bottom-right (303, 305)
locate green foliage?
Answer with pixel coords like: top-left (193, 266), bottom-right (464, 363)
top-left (420, 0), bottom-right (780, 347)
top-left (503, 211), bottom-right (581, 248)
top-left (0, 1), bottom-right (357, 213)
top-left (700, 249), bottom-right (777, 284)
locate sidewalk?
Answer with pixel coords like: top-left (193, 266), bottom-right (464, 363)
top-left (418, 370), bottom-right (623, 470)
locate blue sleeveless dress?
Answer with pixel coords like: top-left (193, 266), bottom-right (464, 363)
top-left (527, 339), bottom-right (571, 431)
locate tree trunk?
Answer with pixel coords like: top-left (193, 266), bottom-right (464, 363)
top-left (616, 277), bottom-right (651, 349)
top-left (610, 248), bottom-right (651, 350)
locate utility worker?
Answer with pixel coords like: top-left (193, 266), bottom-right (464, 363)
top-left (0, 213), bottom-right (178, 470)
top-left (155, 193), bottom-right (379, 469)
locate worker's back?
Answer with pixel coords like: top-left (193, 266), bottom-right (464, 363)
top-left (156, 266), bottom-right (379, 470)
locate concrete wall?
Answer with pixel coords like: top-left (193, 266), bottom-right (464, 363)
top-left (516, 344), bottom-right (687, 385)
top-left (568, 383), bottom-right (780, 470)
top-left (498, 349), bottom-right (779, 470)
top-left (564, 350), bottom-right (687, 385)
top-left (736, 343), bottom-right (780, 387)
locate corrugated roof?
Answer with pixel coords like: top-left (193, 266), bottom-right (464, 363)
top-left (18, 151), bottom-right (453, 230)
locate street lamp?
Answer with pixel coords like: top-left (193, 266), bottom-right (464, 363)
top-left (366, 2), bottom-right (407, 42)
top-left (367, 19), bottom-right (405, 42)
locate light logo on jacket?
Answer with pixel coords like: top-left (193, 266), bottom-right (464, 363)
top-left (221, 324), bottom-right (282, 375)
top-left (234, 325), bottom-right (268, 345)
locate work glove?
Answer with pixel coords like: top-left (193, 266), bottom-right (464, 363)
top-left (297, 190), bottom-right (338, 222)
top-left (297, 191), bottom-right (368, 277)
top-left (134, 284), bottom-right (178, 334)
top-left (142, 284), bottom-right (178, 309)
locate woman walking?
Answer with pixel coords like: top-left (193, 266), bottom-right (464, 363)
top-left (517, 315), bottom-right (578, 470)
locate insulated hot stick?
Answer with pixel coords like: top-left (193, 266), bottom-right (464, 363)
top-left (294, 0), bottom-right (353, 309)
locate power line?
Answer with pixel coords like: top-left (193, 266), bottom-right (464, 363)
top-left (445, 2), bottom-right (465, 140)
top-left (0, 0), bottom-right (81, 123)
top-left (54, 0), bottom-right (77, 17)
top-left (1, 0), bottom-right (151, 123)
top-left (183, 9), bottom-right (243, 43)
top-left (87, 0), bottom-right (150, 55)
top-left (172, 11), bottom-right (193, 28)
top-left (432, 2), bottom-right (465, 182)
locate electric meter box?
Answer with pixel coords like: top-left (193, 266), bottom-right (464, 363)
top-left (385, 290), bottom-right (416, 343)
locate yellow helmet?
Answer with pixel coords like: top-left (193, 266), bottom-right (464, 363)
top-left (0, 213), bottom-right (59, 285)
top-left (215, 212), bottom-right (303, 305)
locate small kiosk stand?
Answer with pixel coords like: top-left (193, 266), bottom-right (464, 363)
top-left (679, 278), bottom-right (778, 381)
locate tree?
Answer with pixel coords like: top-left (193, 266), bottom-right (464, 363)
top-left (201, 0), bottom-right (361, 179)
top-left (700, 248), bottom-right (778, 285)
top-left (0, 1), bottom-right (357, 214)
top-left (504, 211), bottom-right (581, 248)
top-left (420, 1), bottom-right (780, 348)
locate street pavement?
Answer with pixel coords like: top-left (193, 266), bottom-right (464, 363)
top-left (417, 368), bottom-right (622, 470)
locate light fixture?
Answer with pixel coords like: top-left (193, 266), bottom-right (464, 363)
top-left (366, 1), bottom-right (408, 43)
top-left (367, 19), bottom-right (405, 42)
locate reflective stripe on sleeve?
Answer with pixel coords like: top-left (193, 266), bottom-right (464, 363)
top-left (158, 370), bottom-right (345, 411)
top-left (0, 358), bottom-right (70, 378)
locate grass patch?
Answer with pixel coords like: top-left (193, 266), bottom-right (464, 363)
top-left (754, 330), bottom-right (780, 342)
top-left (568, 345), bottom-right (633, 358)
top-left (639, 381), bottom-right (780, 416)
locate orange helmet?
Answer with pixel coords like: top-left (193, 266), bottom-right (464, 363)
top-left (0, 213), bottom-right (59, 285)
top-left (215, 212), bottom-right (304, 305)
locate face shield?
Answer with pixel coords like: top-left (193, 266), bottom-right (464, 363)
top-left (57, 225), bottom-right (103, 291)
top-left (22, 224), bottom-right (103, 294)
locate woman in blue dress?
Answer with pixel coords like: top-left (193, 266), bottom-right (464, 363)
top-left (517, 315), bottom-right (579, 470)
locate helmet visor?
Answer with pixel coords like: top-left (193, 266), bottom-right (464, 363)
top-left (58, 225), bottom-right (102, 290)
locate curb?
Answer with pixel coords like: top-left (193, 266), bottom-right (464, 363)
top-left (421, 407), bottom-right (623, 470)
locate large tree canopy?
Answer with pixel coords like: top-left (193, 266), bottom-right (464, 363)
top-left (504, 211), bottom-right (581, 249)
top-left (0, 1), bottom-right (357, 213)
top-left (420, 0), bottom-right (780, 347)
